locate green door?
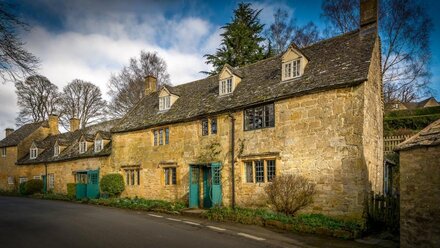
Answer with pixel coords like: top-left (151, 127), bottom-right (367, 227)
top-left (42, 175), bottom-right (47, 193)
top-left (189, 166), bottom-right (200, 208)
top-left (211, 162), bottom-right (222, 207)
top-left (86, 170), bottom-right (100, 199)
top-left (203, 166), bottom-right (212, 208)
top-left (76, 183), bottom-right (87, 200)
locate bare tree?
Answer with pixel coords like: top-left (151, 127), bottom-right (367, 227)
top-left (15, 75), bottom-right (60, 125)
top-left (108, 51), bottom-right (170, 118)
top-left (266, 8), bottom-right (321, 55)
top-left (321, 0), bottom-right (433, 103)
top-left (60, 79), bottom-right (107, 129)
top-left (0, 2), bottom-right (39, 83)
top-left (291, 22), bottom-right (321, 48)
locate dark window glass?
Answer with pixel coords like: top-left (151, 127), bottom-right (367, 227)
top-left (154, 130), bottom-right (158, 146)
top-left (131, 170), bottom-right (135, 185)
top-left (171, 168), bottom-right (177, 185)
top-left (245, 162), bottom-right (253, 183)
top-left (137, 169), bottom-right (140, 185)
top-left (211, 118), bottom-right (217, 134)
top-left (267, 160), bottom-right (276, 182)
top-left (164, 168), bottom-right (170, 185)
top-left (255, 160), bottom-right (264, 183)
top-left (244, 103), bottom-right (274, 131)
top-left (159, 129), bottom-right (163, 145)
top-left (165, 128), bottom-right (169, 144)
top-left (202, 119), bottom-right (208, 136)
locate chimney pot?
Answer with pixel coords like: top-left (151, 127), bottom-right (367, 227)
top-left (48, 114), bottom-right (59, 136)
top-left (144, 75), bottom-right (157, 96)
top-left (5, 128), bottom-right (14, 137)
top-left (69, 118), bottom-right (80, 132)
top-left (360, 0), bottom-right (378, 32)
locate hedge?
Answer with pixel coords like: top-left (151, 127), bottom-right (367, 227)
top-left (384, 114), bottom-right (440, 133)
top-left (100, 174), bottom-right (125, 197)
top-left (385, 106), bottom-right (440, 118)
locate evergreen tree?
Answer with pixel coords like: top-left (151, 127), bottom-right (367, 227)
top-left (204, 3), bottom-right (267, 74)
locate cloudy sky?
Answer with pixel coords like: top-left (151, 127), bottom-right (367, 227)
top-left (1, 0), bottom-right (439, 138)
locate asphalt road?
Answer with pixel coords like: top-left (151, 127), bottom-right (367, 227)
top-left (0, 196), bottom-right (378, 248)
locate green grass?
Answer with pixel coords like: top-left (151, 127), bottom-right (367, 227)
top-left (203, 207), bottom-right (363, 239)
top-left (88, 197), bottom-right (186, 214)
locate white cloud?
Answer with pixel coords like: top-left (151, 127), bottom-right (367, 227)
top-left (0, 9), bottom-right (221, 136)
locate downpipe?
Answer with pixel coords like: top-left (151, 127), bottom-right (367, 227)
top-left (228, 113), bottom-right (236, 209)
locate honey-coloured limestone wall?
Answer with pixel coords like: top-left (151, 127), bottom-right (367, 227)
top-left (400, 146), bottom-right (440, 248)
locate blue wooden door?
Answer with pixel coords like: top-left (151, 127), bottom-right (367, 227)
top-left (76, 183), bottom-right (87, 200)
top-left (211, 162), bottom-right (222, 207)
top-left (86, 170), bottom-right (100, 199)
top-left (189, 166), bottom-right (200, 208)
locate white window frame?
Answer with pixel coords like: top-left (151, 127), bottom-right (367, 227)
top-left (30, 147), bottom-right (38, 159)
top-left (94, 138), bottom-right (103, 153)
top-left (19, 177), bottom-right (27, 184)
top-left (283, 59), bottom-right (301, 80)
top-left (79, 140), bottom-right (87, 154)
top-left (54, 145), bottom-right (60, 157)
top-left (48, 173), bottom-right (54, 189)
top-left (7, 176), bottom-right (14, 185)
top-left (1, 147), bottom-right (6, 157)
top-left (159, 95), bottom-right (171, 111)
top-left (220, 78), bottom-right (233, 95)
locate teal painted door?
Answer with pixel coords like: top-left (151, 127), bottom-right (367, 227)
top-left (86, 170), bottom-right (100, 199)
top-left (76, 183), bottom-right (87, 200)
top-left (189, 166), bottom-right (199, 208)
top-left (203, 167), bottom-right (212, 208)
top-left (42, 175), bottom-right (47, 193)
top-left (211, 162), bottom-right (222, 207)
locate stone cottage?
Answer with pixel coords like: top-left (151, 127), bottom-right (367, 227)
top-left (395, 119), bottom-right (440, 248)
top-left (0, 0), bottom-right (383, 221)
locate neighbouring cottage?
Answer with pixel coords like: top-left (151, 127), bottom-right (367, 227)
top-left (387, 96), bottom-right (439, 111)
top-left (0, 0), bottom-right (383, 221)
top-left (395, 119), bottom-right (440, 248)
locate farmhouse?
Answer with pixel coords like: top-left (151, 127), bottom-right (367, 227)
top-left (0, 0), bottom-right (383, 220)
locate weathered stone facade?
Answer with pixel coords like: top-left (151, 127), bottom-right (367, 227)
top-left (399, 146), bottom-right (440, 248)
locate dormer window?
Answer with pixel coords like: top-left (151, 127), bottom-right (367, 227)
top-left (54, 145), bottom-right (59, 157)
top-left (283, 59), bottom-right (300, 80)
top-left (79, 138), bottom-right (87, 154)
top-left (159, 95), bottom-right (171, 111)
top-left (30, 147), bottom-right (38, 159)
top-left (220, 78), bottom-right (233, 95)
top-left (94, 138), bottom-right (103, 153)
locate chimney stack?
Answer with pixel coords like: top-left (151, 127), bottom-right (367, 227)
top-left (360, 0), bottom-right (378, 33)
top-left (70, 118), bottom-right (80, 132)
top-left (144, 75), bottom-right (157, 96)
top-left (5, 128), bottom-right (14, 137)
top-left (48, 114), bottom-right (59, 136)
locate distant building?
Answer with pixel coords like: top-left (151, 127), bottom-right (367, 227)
top-left (388, 97), bottom-right (439, 111)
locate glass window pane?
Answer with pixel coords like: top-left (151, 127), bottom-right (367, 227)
top-left (137, 169), bottom-right (140, 185)
top-left (165, 128), bottom-right (169, 144)
top-left (255, 160), bottom-right (264, 183)
top-left (172, 168), bottom-right (177, 185)
top-left (154, 130), bottom-right (158, 146)
top-left (202, 119), bottom-right (208, 136)
top-left (159, 129), bottom-right (163, 145)
top-left (267, 160), bottom-right (276, 182)
top-left (211, 118), bottom-right (217, 134)
top-left (164, 168), bottom-right (169, 185)
top-left (254, 106), bottom-right (264, 129)
top-left (245, 162), bottom-right (253, 183)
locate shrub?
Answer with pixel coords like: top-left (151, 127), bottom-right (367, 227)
top-left (23, 179), bottom-right (44, 195)
top-left (19, 182), bottom-right (27, 195)
top-left (100, 174), bottom-right (125, 197)
top-left (265, 174), bottom-right (316, 216)
top-left (67, 183), bottom-right (76, 199)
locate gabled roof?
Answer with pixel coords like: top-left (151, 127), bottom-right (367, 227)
top-left (395, 118), bottom-right (440, 151)
top-left (0, 121), bottom-right (48, 148)
top-left (17, 119), bottom-right (120, 165)
top-left (113, 29), bottom-right (377, 133)
top-left (402, 97), bottom-right (439, 109)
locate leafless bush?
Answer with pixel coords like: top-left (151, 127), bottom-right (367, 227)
top-left (265, 174), bottom-right (316, 216)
